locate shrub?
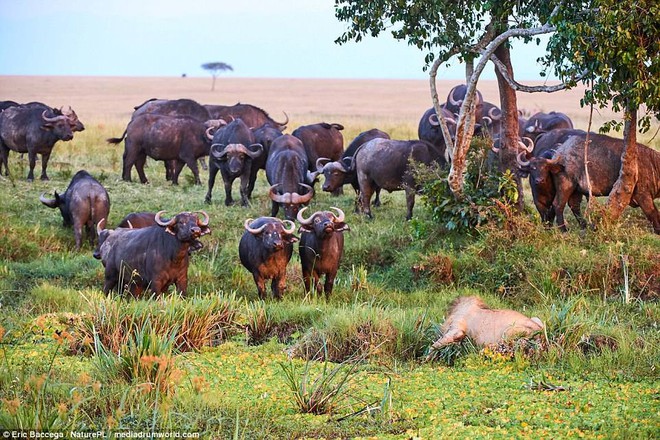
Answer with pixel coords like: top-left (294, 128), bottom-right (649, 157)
top-left (411, 138), bottom-right (518, 234)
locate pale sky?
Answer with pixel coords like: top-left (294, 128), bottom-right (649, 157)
top-left (0, 0), bottom-right (553, 81)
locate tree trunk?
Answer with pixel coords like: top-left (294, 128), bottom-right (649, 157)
top-left (607, 107), bottom-right (639, 219)
top-left (211, 75), bottom-right (217, 91)
top-left (493, 42), bottom-right (524, 210)
top-left (447, 61), bottom-right (478, 199)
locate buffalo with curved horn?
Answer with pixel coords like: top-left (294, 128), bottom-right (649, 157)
top-left (94, 210), bottom-right (211, 296)
top-left (297, 206), bottom-right (349, 298)
top-left (239, 217), bottom-right (299, 300)
top-left (205, 118), bottom-right (265, 207)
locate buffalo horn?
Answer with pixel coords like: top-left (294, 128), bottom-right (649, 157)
top-left (428, 113), bottom-right (440, 126)
top-left (245, 143), bottom-right (263, 159)
top-left (488, 106), bottom-right (502, 120)
top-left (296, 206), bottom-right (314, 226)
top-left (292, 183), bottom-right (314, 204)
top-left (521, 137), bottom-right (534, 153)
top-left (244, 218), bottom-right (267, 234)
top-left (154, 210), bottom-right (176, 227)
top-left (330, 207), bottom-right (345, 223)
top-left (316, 157), bottom-right (331, 172)
top-left (41, 110), bottom-right (64, 123)
top-left (210, 144), bottom-right (226, 158)
top-left (195, 210), bottom-right (210, 226)
top-left (96, 218), bottom-right (106, 235)
top-left (126, 220), bottom-right (134, 229)
top-left (268, 184), bottom-right (287, 203)
top-left (482, 116), bottom-right (492, 126)
top-left (448, 86), bottom-right (463, 106)
top-left (516, 151), bottom-right (531, 167)
top-left (281, 220), bottom-right (296, 235)
top-left (39, 192), bottom-right (58, 208)
top-left (206, 126), bottom-right (215, 140)
top-left (491, 145), bottom-right (501, 154)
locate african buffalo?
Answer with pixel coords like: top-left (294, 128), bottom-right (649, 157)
top-left (316, 128), bottom-right (390, 209)
top-left (39, 170), bottom-right (110, 250)
top-left (417, 107), bottom-right (457, 163)
top-left (205, 118), bottom-right (264, 206)
top-left (523, 111), bottom-right (574, 141)
top-left (108, 113), bottom-right (212, 185)
top-left (354, 138), bottom-right (444, 220)
top-left (266, 134), bottom-right (316, 219)
top-left (292, 122), bottom-right (344, 172)
top-left (0, 105), bottom-right (74, 181)
top-left (297, 207), bottom-right (349, 298)
top-left (239, 217), bottom-right (298, 300)
top-left (429, 296), bottom-right (544, 351)
top-left (516, 129), bottom-right (587, 225)
top-left (95, 211), bottom-right (210, 296)
top-left (124, 98), bottom-right (216, 178)
top-left (522, 133), bottom-right (660, 234)
top-left (444, 84), bottom-right (484, 118)
top-left (204, 103), bottom-right (288, 130)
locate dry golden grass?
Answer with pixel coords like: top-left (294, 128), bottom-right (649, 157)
top-left (2, 75), bottom-right (657, 146)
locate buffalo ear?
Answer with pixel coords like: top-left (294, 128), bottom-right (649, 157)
top-left (298, 225), bottom-right (314, 234)
top-left (547, 155), bottom-right (564, 174)
top-left (333, 222), bottom-right (350, 232)
top-left (284, 233), bottom-right (299, 244)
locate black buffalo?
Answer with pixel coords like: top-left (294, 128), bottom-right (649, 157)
top-left (354, 138), bottom-right (444, 220)
top-left (444, 84), bottom-right (484, 118)
top-left (40, 170), bottom-right (110, 250)
top-left (266, 134), bottom-right (316, 219)
top-left (417, 107), bottom-right (457, 163)
top-left (108, 113), bottom-right (212, 185)
top-left (94, 211), bottom-right (210, 295)
top-left (0, 105), bottom-right (74, 181)
top-left (523, 112), bottom-right (574, 141)
top-left (205, 118), bottom-right (264, 206)
top-left (297, 207), bottom-right (349, 298)
top-left (239, 217), bottom-right (298, 300)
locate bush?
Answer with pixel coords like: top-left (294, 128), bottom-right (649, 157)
top-left (411, 138), bottom-right (518, 234)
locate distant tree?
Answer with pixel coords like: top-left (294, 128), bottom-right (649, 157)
top-left (201, 62), bottom-right (233, 91)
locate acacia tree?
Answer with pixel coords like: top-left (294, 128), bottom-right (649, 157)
top-left (201, 62), bottom-right (233, 91)
top-left (543, 0), bottom-right (660, 221)
top-left (334, 1), bottom-right (572, 200)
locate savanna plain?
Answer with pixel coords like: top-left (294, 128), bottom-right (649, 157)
top-left (0, 76), bottom-right (658, 439)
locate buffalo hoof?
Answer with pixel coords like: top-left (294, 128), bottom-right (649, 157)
top-left (204, 197), bottom-right (212, 205)
top-left (40, 176), bottom-right (49, 181)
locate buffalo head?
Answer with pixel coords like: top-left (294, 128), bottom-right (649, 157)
top-left (297, 206), bottom-right (349, 238)
top-left (211, 143), bottom-right (263, 175)
top-left (40, 110), bottom-right (74, 141)
top-left (244, 217), bottom-right (298, 251)
top-left (154, 210), bottom-right (211, 242)
top-left (316, 157), bottom-right (353, 193)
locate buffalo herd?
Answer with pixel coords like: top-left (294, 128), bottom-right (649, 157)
top-left (1, 85), bottom-right (659, 298)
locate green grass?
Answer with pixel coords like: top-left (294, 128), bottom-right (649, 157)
top-left (0, 119), bottom-right (658, 438)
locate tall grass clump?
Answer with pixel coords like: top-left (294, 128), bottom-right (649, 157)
top-left (71, 293), bottom-right (241, 355)
top-left (279, 344), bottom-right (363, 415)
top-left (94, 319), bottom-right (181, 397)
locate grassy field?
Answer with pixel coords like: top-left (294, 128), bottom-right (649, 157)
top-left (0, 76), bottom-right (658, 439)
